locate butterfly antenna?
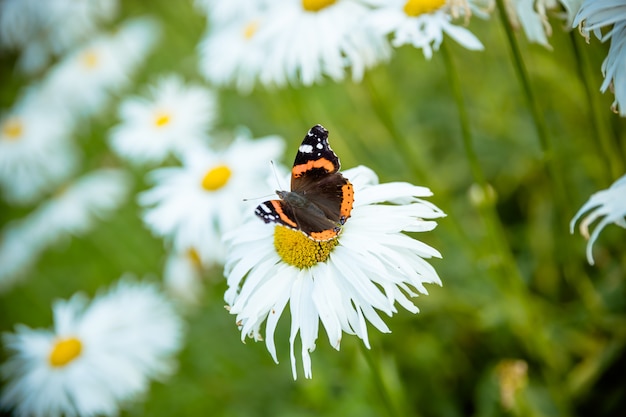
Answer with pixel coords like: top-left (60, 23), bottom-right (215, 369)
top-left (270, 160), bottom-right (286, 191)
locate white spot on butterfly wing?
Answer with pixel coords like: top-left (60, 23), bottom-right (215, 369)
top-left (316, 143), bottom-right (323, 150)
top-left (299, 144), bottom-right (314, 153)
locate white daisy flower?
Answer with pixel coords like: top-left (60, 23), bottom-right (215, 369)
top-left (0, 278), bottom-right (184, 417)
top-left (224, 165), bottom-right (445, 379)
top-left (368, 0), bottom-right (484, 59)
top-left (194, 0), bottom-right (267, 26)
top-left (198, 11), bottom-right (272, 93)
top-left (574, 0), bottom-right (626, 115)
top-left (139, 130), bottom-right (285, 266)
top-left (260, 0), bottom-right (390, 87)
top-left (163, 247), bottom-right (205, 306)
top-left (570, 173), bottom-right (626, 265)
top-left (507, 0), bottom-right (582, 49)
top-left (0, 89), bottom-right (79, 206)
top-left (42, 17), bottom-right (160, 118)
top-left (0, 0), bottom-right (119, 74)
top-left (28, 169), bottom-right (131, 245)
top-left (0, 217), bottom-right (46, 292)
top-left (109, 75), bottom-right (217, 165)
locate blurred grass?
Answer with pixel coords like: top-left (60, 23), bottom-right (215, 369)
top-left (2, 1), bottom-right (626, 416)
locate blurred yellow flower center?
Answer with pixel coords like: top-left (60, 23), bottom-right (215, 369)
top-left (81, 50), bottom-right (99, 69)
top-left (2, 118), bottom-right (23, 140)
top-left (154, 112), bottom-right (171, 128)
top-left (49, 337), bottom-right (83, 367)
top-left (403, 0), bottom-right (446, 16)
top-left (187, 248), bottom-right (202, 267)
top-left (201, 164), bottom-right (232, 191)
top-left (243, 21), bottom-right (259, 39)
top-left (302, 0), bottom-right (336, 12)
top-left (274, 226), bottom-right (338, 268)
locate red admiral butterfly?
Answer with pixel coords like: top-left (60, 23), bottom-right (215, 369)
top-left (255, 124), bottom-right (354, 241)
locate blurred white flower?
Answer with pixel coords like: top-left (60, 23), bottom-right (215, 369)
top-left (29, 169), bottom-right (131, 243)
top-left (42, 17), bottom-right (160, 118)
top-left (368, 0), bottom-right (484, 59)
top-left (109, 75), bottom-right (217, 165)
top-left (199, 0), bottom-right (390, 90)
top-left (224, 165), bottom-right (445, 379)
top-left (508, 0), bottom-right (582, 49)
top-left (0, 89), bottom-right (79, 206)
top-left (139, 130), bottom-right (285, 266)
top-left (0, 0), bottom-right (119, 74)
top-left (570, 173), bottom-right (626, 265)
top-left (194, 0), bottom-right (267, 26)
top-left (164, 247), bottom-right (205, 306)
top-left (0, 218), bottom-right (45, 292)
top-left (574, 0), bottom-right (626, 116)
top-left (0, 278), bottom-right (184, 417)
top-left (198, 12), bottom-right (272, 93)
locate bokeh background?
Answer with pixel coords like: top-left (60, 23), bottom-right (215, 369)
top-left (1, 1), bottom-right (625, 416)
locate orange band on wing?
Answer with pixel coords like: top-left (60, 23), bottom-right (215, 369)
top-left (271, 201), bottom-right (298, 228)
top-left (309, 229), bottom-right (339, 241)
top-left (292, 158), bottom-right (336, 178)
top-left (340, 182), bottom-right (354, 219)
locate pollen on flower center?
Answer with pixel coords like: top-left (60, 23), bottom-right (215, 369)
top-left (49, 337), bottom-right (83, 367)
top-left (154, 112), bottom-right (172, 128)
top-left (274, 226), bottom-right (338, 268)
top-left (403, 0), bottom-right (446, 16)
top-left (201, 164), bottom-right (232, 191)
top-left (302, 0), bottom-right (336, 12)
top-left (2, 118), bottom-right (23, 140)
top-left (243, 20), bottom-right (259, 39)
top-left (81, 50), bottom-right (99, 69)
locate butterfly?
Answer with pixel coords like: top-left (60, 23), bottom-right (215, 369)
top-left (255, 124), bottom-right (354, 241)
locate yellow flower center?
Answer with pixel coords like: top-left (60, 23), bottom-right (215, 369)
top-left (80, 50), bottom-right (99, 69)
top-left (154, 112), bottom-right (171, 128)
top-left (187, 248), bottom-right (202, 267)
top-left (243, 20), bottom-right (259, 39)
top-left (302, 0), bottom-right (336, 12)
top-left (49, 337), bottom-right (83, 367)
top-left (403, 0), bottom-right (446, 16)
top-left (201, 164), bottom-right (232, 191)
top-left (274, 226), bottom-right (339, 268)
top-left (2, 117), bottom-right (23, 140)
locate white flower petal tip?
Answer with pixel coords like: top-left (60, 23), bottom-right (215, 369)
top-left (570, 174), bottom-right (626, 265)
top-left (0, 277), bottom-right (184, 417)
top-left (224, 156), bottom-right (445, 379)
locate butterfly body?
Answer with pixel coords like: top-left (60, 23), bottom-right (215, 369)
top-left (255, 124), bottom-right (354, 241)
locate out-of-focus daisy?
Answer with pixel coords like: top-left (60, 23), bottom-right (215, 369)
top-left (570, 173), bottom-right (626, 265)
top-left (506, 0), bottom-right (582, 49)
top-left (194, 0), bottom-right (267, 26)
top-left (42, 17), bottom-right (160, 118)
top-left (198, 11), bottom-right (272, 93)
top-left (368, 0), bottom-right (485, 59)
top-left (109, 75), bottom-right (217, 165)
top-left (574, 0), bottom-right (626, 116)
top-left (0, 0), bottom-right (119, 74)
top-left (163, 247), bottom-right (205, 306)
top-left (0, 218), bottom-right (45, 292)
top-left (28, 169), bottom-right (131, 245)
top-left (0, 89), bottom-right (78, 206)
top-left (0, 278), bottom-right (184, 417)
top-left (139, 130), bottom-right (285, 266)
top-left (224, 165), bottom-right (445, 379)
top-left (258, 0), bottom-right (390, 87)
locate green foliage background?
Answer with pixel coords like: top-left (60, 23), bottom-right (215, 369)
top-left (1, 1), bottom-right (626, 416)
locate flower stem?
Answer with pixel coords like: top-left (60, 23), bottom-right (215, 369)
top-left (569, 31), bottom-right (626, 180)
top-left (494, 0), bottom-right (570, 207)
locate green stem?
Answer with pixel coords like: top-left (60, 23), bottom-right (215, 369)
top-left (569, 32), bottom-right (625, 180)
top-left (358, 343), bottom-right (404, 417)
top-left (494, 0), bottom-right (570, 207)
